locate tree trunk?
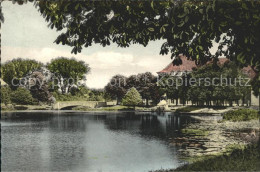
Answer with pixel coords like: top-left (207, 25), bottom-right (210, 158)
top-left (116, 97), bottom-right (119, 105)
top-left (146, 98), bottom-right (149, 107)
top-left (229, 101), bottom-right (233, 107)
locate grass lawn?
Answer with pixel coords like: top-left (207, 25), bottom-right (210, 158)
top-left (174, 144), bottom-right (260, 171)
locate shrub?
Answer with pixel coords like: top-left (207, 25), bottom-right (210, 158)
top-left (223, 109), bottom-right (259, 121)
top-left (10, 87), bottom-right (34, 105)
top-left (122, 87), bottom-right (142, 108)
top-left (14, 106), bottom-right (28, 110)
top-left (1, 86), bottom-right (11, 105)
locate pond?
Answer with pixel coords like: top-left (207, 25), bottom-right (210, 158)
top-left (1, 112), bottom-right (198, 172)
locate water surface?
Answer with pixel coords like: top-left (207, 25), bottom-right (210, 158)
top-left (1, 112), bottom-right (195, 172)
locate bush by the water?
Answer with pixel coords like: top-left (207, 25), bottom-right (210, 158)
top-left (10, 87), bottom-right (34, 105)
top-left (223, 109), bottom-right (259, 121)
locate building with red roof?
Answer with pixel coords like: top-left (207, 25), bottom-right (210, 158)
top-left (157, 55), bottom-right (258, 107)
top-left (157, 55), bottom-right (256, 79)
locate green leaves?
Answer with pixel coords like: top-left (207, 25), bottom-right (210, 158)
top-left (122, 87), bottom-right (142, 107)
top-left (47, 57), bottom-right (90, 81)
top-left (177, 21), bottom-right (185, 27)
top-left (148, 27), bottom-right (155, 32)
top-left (1, 59), bottom-right (43, 90)
top-left (237, 52), bottom-right (246, 64)
top-left (235, 21), bottom-right (243, 26)
top-left (160, 25), bottom-right (166, 33)
top-left (151, 1), bottom-right (154, 9)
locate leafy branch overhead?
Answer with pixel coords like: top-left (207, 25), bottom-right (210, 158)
top-left (31, 1), bottom-right (260, 71)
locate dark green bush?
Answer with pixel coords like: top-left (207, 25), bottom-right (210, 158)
top-left (14, 106), bottom-right (28, 110)
top-left (223, 109), bottom-right (259, 121)
top-left (10, 87), bottom-right (34, 105)
top-left (1, 86), bottom-right (11, 105)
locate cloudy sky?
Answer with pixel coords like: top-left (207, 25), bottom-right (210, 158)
top-left (1, 1), bottom-right (173, 88)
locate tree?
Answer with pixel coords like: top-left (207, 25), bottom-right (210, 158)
top-left (28, 70), bottom-right (52, 102)
top-left (186, 61), bottom-right (251, 106)
top-left (10, 87), bottom-right (34, 105)
top-left (122, 87), bottom-right (142, 109)
top-left (1, 86), bottom-right (11, 105)
top-left (104, 75), bottom-right (127, 104)
top-left (47, 57), bottom-right (90, 94)
top-left (1, 58), bottom-right (43, 89)
top-left (158, 75), bottom-right (180, 105)
top-left (126, 72), bottom-right (159, 106)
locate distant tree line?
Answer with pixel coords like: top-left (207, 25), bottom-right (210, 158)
top-left (105, 61), bottom-right (252, 107)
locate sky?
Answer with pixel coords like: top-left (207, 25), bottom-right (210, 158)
top-left (1, 1), bottom-right (173, 88)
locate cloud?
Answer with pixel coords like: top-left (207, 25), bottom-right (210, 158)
top-left (2, 46), bottom-right (171, 88)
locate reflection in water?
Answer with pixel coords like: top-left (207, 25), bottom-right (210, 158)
top-left (1, 112), bottom-right (194, 172)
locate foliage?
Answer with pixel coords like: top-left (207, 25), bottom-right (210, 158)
top-left (88, 89), bottom-right (105, 101)
top-left (185, 61), bottom-right (251, 106)
top-left (10, 87), bottom-right (34, 105)
top-left (29, 71), bottom-right (52, 102)
top-left (175, 144), bottom-right (260, 171)
top-left (47, 57), bottom-right (90, 94)
top-left (104, 75), bottom-right (127, 104)
top-left (0, 86), bottom-right (11, 105)
top-left (105, 73), bottom-right (160, 105)
top-left (52, 91), bottom-right (86, 101)
top-left (52, 87), bottom-right (105, 101)
top-left (35, 1), bottom-right (259, 68)
top-left (158, 74), bottom-right (191, 105)
top-left (122, 87), bottom-right (142, 107)
top-left (126, 72), bottom-right (160, 105)
top-left (1, 58), bottom-right (43, 89)
top-left (223, 109), bottom-right (259, 121)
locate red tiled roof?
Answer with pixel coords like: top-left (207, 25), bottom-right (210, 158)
top-left (157, 55), bottom-right (196, 74)
top-left (157, 55), bottom-right (256, 79)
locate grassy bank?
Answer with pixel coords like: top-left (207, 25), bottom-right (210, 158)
top-left (72, 105), bottom-right (154, 112)
top-left (175, 106), bottom-right (202, 113)
top-left (72, 105), bottom-right (134, 111)
top-left (223, 108), bottom-right (259, 121)
top-left (174, 144), bottom-right (260, 171)
top-left (175, 106), bottom-right (228, 113)
top-left (1, 104), bottom-right (51, 111)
